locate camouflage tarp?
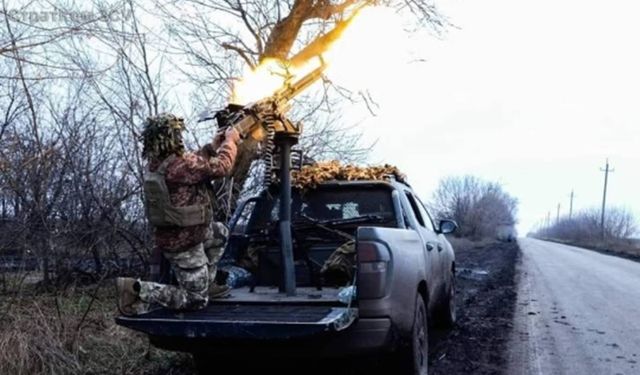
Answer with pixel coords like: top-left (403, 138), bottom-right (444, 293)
top-left (292, 160), bottom-right (406, 189)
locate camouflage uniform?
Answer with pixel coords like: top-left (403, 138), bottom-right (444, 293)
top-left (138, 119), bottom-right (238, 311)
top-left (139, 243), bottom-right (210, 310)
top-left (236, 243), bottom-right (262, 273)
top-left (321, 240), bottom-right (356, 286)
top-left (204, 221), bottom-right (229, 287)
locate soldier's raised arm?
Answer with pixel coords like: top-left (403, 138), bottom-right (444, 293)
top-left (197, 130), bottom-right (225, 158)
top-left (166, 127), bottom-right (240, 185)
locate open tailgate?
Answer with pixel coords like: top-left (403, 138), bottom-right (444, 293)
top-left (116, 304), bottom-right (358, 340)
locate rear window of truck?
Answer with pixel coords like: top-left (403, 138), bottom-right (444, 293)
top-left (292, 187), bottom-right (395, 222)
top-left (248, 185), bottom-right (396, 230)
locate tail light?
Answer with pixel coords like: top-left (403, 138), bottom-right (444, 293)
top-left (357, 241), bottom-right (391, 299)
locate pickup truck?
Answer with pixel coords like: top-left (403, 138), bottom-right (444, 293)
top-left (116, 177), bottom-right (457, 375)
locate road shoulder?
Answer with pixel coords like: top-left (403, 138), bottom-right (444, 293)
top-left (429, 240), bottom-right (519, 375)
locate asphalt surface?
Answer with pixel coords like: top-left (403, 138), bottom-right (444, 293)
top-left (508, 238), bottom-right (640, 375)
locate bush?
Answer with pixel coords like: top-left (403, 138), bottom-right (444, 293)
top-left (537, 207), bottom-right (637, 242)
top-left (429, 176), bottom-right (518, 240)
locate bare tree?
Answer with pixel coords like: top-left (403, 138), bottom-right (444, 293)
top-left (430, 175), bottom-right (518, 240)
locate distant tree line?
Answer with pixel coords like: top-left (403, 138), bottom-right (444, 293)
top-left (535, 207), bottom-right (637, 242)
top-left (429, 175), bottom-right (518, 240)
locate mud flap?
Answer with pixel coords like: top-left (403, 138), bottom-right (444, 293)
top-left (116, 305), bottom-right (358, 340)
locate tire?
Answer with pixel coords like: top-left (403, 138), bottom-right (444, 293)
top-left (192, 352), bottom-right (212, 375)
top-left (193, 352), bottom-right (239, 374)
top-left (393, 294), bottom-right (429, 375)
top-left (434, 271), bottom-right (457, 328)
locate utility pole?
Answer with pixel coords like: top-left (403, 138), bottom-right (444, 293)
top-left (600, 159), bottom-right (614, 239)
top-left (546, 211), bottom-right (551, 228)
top-left (556, 203), bottom-right (561, 224)
top-left (568, 190), bottom-right (575, 219)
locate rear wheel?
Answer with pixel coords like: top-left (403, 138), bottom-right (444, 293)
top-left (193, 352), bottom-right (248, 374)
top-left (192, 353), bottom-right (212, 374)
top-left (393, 294), bottom-right (429, 375)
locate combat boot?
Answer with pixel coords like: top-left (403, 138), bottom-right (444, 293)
top-left (116, 277), bottom-right (148, 315)
top-left (209, 283), bottom-right (231, 299)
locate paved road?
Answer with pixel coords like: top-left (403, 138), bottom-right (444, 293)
top-left (508, 238), bottom-right (640, 375)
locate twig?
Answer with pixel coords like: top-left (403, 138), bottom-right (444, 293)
top-left (71, 271), bottom-right (108, 349)
top-left (54, 295), bottom-right (64, 334)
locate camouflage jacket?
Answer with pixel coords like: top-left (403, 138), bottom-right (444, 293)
top-left (149, 136), bottom-right (237, 252)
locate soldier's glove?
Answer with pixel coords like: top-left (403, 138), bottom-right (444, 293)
top-left (225, 127), bottom-right (241, 145)
top-left (201, 143), bottom-right (217, 157)
top-left (212, 130), bottom-right (225, 150)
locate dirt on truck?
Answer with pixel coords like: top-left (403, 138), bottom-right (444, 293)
top-left (117, 175), bottom-right (459, 375)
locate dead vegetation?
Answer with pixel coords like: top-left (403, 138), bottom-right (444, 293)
top-left (0, 282), bottom-right (192, 375)
top-left (292, 160), bottom-right (405, 189)
top-left (534, 207), bottom-right (639, 258)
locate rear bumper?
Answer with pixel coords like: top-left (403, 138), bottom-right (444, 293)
top-left (325, 317), bottom-right (394, 354)
top-left (149, 317), bottom-right (394, 357)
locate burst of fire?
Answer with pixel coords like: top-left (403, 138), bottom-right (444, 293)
top-left (230, 6), bottom-right (403, 105)
top-left (231, 59), bottom-right (292, 105)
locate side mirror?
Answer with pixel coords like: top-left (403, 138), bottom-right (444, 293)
top-left (438, 219), bottom-right (458, 235)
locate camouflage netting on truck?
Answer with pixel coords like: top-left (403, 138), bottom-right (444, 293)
top-left (292, 160), bottom-right (406, 189)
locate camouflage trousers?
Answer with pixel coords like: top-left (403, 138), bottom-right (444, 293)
top-left (139, 222), bottom-right (228, 310)
top-left (203, 222), bottom-right (228, 286)
top-left (321, 240), bottom-right (356, 286)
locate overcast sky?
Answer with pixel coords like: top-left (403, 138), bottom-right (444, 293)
top-left (343, 0), bottom-right (640, 234)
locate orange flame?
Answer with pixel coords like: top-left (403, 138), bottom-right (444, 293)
top-left (230, 6), bottom-right (403, 105)
top-left (231, 59), bottom-right (291, 104)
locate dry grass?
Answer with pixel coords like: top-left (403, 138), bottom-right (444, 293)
top-left (595, 238), bottom-right (640, 257)
top-left (536, 236), bottom-right (640, 259)
top-left (447, 236), bottom-right (497, 252)
top-left (0, 280), bottom-right (194, 375)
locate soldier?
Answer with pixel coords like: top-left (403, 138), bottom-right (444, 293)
top-left (116, 113), bottom-right (240, 315)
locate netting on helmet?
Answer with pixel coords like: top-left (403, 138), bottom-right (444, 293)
top-left (140, 113), bottom-right (186, 160)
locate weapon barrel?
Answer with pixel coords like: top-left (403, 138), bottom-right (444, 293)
top-left (277, 63), bottom-right (326, 103)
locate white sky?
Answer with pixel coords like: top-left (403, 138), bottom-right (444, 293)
top-left (343, 0), bottom-right (640, 234)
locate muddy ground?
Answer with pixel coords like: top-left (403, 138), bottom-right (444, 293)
top-left (428, 240), bottom-right (519, 375)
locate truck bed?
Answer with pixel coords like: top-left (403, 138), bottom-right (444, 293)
top-left (217, 286), bottom-right (344, 304)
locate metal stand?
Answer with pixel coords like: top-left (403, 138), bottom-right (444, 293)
top-left (276, 133), bottom-right (298, 296)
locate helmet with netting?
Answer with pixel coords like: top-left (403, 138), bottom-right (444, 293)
top-left (140, 113), bottom-right (186, 160)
